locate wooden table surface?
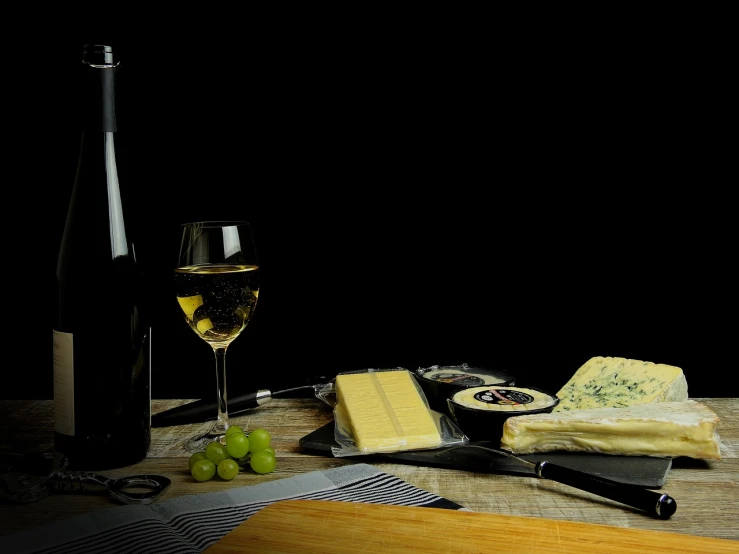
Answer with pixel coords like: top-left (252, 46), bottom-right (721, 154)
top-left (0, 398), bottom-right (737, 542)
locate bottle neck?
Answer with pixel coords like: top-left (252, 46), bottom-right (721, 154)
top-left (80, 63), bottom-right (118, 133)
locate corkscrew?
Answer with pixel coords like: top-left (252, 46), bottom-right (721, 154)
top-left (0, 452), bottom-right (171, 505)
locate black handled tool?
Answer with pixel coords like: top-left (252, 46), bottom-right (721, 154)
top-left (446, 445), bottom-right (677, 519)
top-left (533, 458), bottom-right (676, 518)
top-left (151, 385), bottom-right (322, 427)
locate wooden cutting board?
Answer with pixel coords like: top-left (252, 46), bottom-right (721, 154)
top-left (205, 499), bottom-right (737, 553)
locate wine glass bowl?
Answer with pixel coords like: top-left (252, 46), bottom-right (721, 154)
top-left (174, 221), bottom-right (260, 452)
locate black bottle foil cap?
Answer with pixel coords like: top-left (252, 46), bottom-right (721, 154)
top-left (83, 44), bottom-right (117, 66)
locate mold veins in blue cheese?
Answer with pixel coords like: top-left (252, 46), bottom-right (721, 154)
top-left (452, 386), bottom-right (557, 412)
top-left (554, 356), bottom-right (689, 412)
top-left (500, 400), bottom-right (721, 460)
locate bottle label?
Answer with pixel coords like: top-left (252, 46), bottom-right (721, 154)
top-left (52, 330), bottom-right (75, 436)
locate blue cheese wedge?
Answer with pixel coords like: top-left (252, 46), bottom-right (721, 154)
top-left (500, 400), bottom-right (721, 459)
top-left (335, 369), bottom-right (442, 454)
top-left (554, 356), bottom-right (688, 412)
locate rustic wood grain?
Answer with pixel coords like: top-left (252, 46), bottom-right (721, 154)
top-left (205, 499), bottom-right (739, 554)
top-left (0, 398), bottom-right (737, 542)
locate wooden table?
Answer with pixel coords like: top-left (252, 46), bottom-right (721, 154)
top-left (0, 398), bottom-right (737, 542)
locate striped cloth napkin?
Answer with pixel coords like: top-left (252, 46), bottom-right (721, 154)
top-left (1, 463), bottom-right (466, 554)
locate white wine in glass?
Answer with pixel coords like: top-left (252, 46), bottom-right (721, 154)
top-left (174, 221), bottom-right (260, 452)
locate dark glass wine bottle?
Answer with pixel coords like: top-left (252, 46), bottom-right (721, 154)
top-left (54, 44), bottom-right (151, 470)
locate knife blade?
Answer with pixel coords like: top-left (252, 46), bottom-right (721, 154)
top-left (444, 444), bottom-right (677, 519)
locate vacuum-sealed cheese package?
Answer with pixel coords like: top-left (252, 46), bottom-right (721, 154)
top-left (315, 368), bottom-right (468, 457)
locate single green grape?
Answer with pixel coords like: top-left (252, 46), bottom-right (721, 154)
top-left (205, 441), bottom-right (230, 465)
top-left (249, 449), bottom-right (277, 474)
top-left (225, 425), bottom-right (243, 437)
top-left (217, 458), bottom-right (240, 480)
top-left (191, 458), bottom-right (217, 482)
top-left (248, 428), bottom-right (271, 453)
top-left (262, 446), bottom-right (275, 456)
top-left (188, 451), bottom-right (208, 471)
top-left (226, 432), bottom-right (250, 459)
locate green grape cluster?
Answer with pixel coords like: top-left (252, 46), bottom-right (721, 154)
top-left (188, 426), bottom-right (277, 482)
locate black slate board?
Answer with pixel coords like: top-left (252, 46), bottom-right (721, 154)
top-left (299, 421), bottom-right (673, 488)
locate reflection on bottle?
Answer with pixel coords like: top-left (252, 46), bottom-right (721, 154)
top-left (104, 131), bottom-right (128, 259)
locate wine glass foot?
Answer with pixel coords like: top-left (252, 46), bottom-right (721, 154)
top-left (182, 431), bottom-right (226, 453)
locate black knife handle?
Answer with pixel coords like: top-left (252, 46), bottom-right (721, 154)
top-left (536, 461), bottom-right (677, 519)
top-left (151, 391), bottom-right (267, 427)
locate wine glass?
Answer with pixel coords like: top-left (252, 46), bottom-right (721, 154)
top-left (174, 221), bottom-right (260, 452)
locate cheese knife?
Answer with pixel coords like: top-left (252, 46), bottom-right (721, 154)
top-left (444, 444), bottom-right (677, 519)
top-left (151, 385), bottom-right (324, 427)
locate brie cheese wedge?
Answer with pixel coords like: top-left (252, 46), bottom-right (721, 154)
top-left (500, 400), bottom-right (721, 459)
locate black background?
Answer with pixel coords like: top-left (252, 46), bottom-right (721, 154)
top-left (6, 32), bottom-right (734, 402)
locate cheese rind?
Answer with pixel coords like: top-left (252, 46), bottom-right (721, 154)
top-left (500, 400), bottom-right (721, 459)
top-left (554, 356), bottom-right (688, 412)
top-left (335, 369), bottom-right (442, 454)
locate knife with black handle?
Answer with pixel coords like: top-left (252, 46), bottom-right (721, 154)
top-left (447, 444), bottom-right (677, 519)
top-left (151, 385), bottom-right (322, 427)
top-left (534, 459), bottom-right (676, 518)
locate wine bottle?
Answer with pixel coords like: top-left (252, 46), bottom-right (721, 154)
top-left (53, 44), bottom-right (151, 470)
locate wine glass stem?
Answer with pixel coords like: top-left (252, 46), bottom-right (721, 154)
top-left (212, 345), bottom-right (229, 435)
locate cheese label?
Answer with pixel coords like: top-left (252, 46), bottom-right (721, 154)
top-left (418, 366), bottom-right (512, 387)
top-left (453, 386), bottom-right (558, 412)
top-left (428, 371), bottom-right (485, 387)
top-left (474, 388), bottom-right (534, 406)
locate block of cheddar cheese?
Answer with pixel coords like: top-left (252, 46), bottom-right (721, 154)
top-left (335, 369), bottom-right (442, 454)
top-left (554, 356), bottom-right (688, 412)
top-left (500, 400), bottom-right (721, 459)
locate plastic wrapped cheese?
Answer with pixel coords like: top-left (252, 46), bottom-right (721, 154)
top-left (327, 368), bottom-right (467, 456)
